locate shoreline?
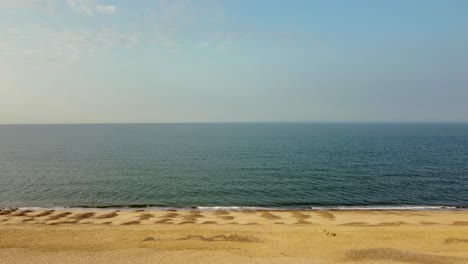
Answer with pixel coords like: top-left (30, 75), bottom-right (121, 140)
top-left (1, 209), bottom-right (468, 263)
top-left (2, 205), bottom-right (467, 212)
top-left (2, 208), bottom-right (468, 226)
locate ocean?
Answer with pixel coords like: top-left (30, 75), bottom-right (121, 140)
top-left (0, 123), bottom-right (467, 210)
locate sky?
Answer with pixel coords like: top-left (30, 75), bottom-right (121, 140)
top-left (1, 0), bottom-right (468, 124)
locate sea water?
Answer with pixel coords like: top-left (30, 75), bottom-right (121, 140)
top-left (1, 123), bottom-right (467, 209)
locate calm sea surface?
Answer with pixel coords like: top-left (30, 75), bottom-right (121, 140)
top-left (0, 123), bottom-right (467, 209)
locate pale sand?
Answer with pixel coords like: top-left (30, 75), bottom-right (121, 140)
top-left (1, 209), bottom-right (468, 263)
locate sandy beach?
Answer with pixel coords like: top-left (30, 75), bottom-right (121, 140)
top-left (1, 209), bottom-right (467, 263)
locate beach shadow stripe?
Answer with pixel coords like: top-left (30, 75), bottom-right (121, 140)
top-left (121, 221), bottom-right (140, 226)
top-left (95, 212), bottom-right (119, 219)
top-left (71, 212), bottom-right (96, 220)
top-left (445, 238), bottom-right (468, 244)
top-left (47, 212), bottom-right (72, 220)
top-left (178, 234), bottom-right (259, 243)
top-left (316, 211), bottom-right (335, 220)
top-left (345, 248), bottom-right (461, 264)
top-left (260, 212), bottom-right (281, 220)
top-left (34, 210), bottom-right (55, 217)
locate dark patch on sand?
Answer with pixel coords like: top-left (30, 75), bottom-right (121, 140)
top-left (421, 221), bottom-right (439, 225)
top-left (179, 234), bottom-right (259, 243)
top-left (182, 214), bottom-right (203, 221)
top-left (162, 212), bottom-right (179, 218)
top-left (345, 248), bottom-right (460, 264)
top-left (34, 210), bottom-right (55, 217)
top-left (11, 210), bottom-right (33, 217)
top-left (22, 218), bottom-right (34, 222)
top-left (245, 222), bottom-right (258, 225)
top-left (291, 212), bottom-right (310, 219)
top-left (49, 221), bottom-right (79, 225)
top-left (316, 211), bottom-right (335, 220)
top-left (453, 221), bottom-right (468, 226)
top-left (202, 221), bottom-right (217, 225)
top-left (376, 221), bottom-right (407, 227)
top-left (220, 216), bottom-right (235, 220)
top-left (0, 210), bottom-right (16, 216)
top-left (101, 222), bottom-right (112, 225)
top-left (121, 221), bottom-right (140, 226)
top-left (178, 220), bottom-right (196, 225)
top-left (155, 218), bottom-right (172, 224)
top-left (340, 222), bottom-right (370, 226)
top-left (296, 219), bottom-right (312, 225)
top-left (213, 210), bottom-right (230, 216)
top-left (142, 237), bottom-right (159, 242)
top-left (139, 213), bottom-right (154, 220)
top-left (71, 212), bottom-right (95, 220)
top-left (95, 212), bottom-right (119, 219)
top-left (47, 212), bottom-right (72, 220)
top-left (260, 212), bottom-right (281, 220)
top-left (445, 238), bottom-right (468, 244)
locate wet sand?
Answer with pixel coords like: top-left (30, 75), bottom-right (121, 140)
top-left (1, 209), bottom-right (468, 263)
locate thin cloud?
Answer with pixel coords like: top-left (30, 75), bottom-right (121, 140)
top-left (0, 0), bottom-right (57, 13)
top-left (67, 0), bottom-right (117, 15)
top-left (8, 28), bottom-right (22, 35)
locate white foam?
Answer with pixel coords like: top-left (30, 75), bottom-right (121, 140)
top-left (3, 205), bottom-right (463, 211)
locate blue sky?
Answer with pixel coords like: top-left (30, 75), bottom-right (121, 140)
top-left (1, 0), bottom-right (467, 124)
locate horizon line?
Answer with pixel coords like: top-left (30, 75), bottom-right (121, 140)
top-left (1, 121), bottom-right (468, 126)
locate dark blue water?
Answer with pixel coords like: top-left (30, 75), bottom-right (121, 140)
top-left (0, 123), bottom-right (467, 209)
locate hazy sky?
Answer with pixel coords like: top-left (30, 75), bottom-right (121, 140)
top-left (1, 0), bottom-right (467, 124)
